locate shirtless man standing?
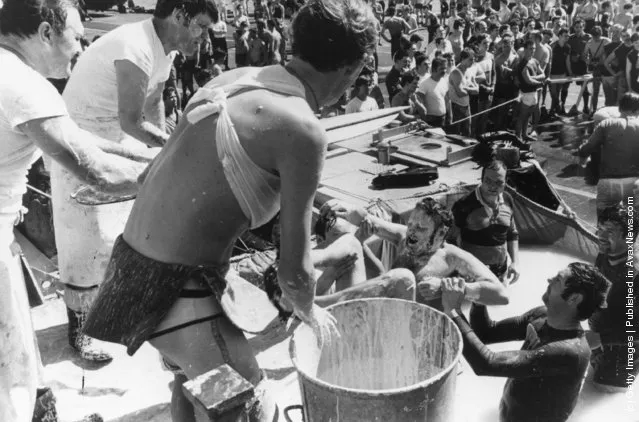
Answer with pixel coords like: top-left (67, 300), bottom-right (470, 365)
top-left (320, 198), bottom-right (510, 309)
top-left (83, 0), bottom-right (378, 420)
top-left (267, 19), bottom-right (282, 65)
top-left (381, 6), bottom-right (411, 62)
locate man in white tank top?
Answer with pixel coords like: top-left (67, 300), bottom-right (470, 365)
top-left (52, 0), bottom-right (219, 363)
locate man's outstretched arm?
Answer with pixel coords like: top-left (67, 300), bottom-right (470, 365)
top-left (446, 245), bottom-right (510, 305)
top-left (452, 310), bottom-right (577, 378)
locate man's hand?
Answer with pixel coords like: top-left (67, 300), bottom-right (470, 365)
top-left (417, 276), bottom-right (443, 300)
top-left (441, 277), bottom-right (466, 315)
top-left (321, 199), bottom-right (368, 226)
top-left (97, 155), bottom-right (148, 194)
top-left (357, 215), bottom-right (379, 240)
top-left (296, 304), bottom-right (340, 348)
top-left (504, 262), bottom-right (520, 286)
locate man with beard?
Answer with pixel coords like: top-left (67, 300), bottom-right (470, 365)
top-left (588, 204), bottom-right (639, 392)
top-left (52, 0), bottom-right (219, 363)
top-left (320, 198), bottom-right (509, 309)
top-left (441, 262), bottom-right (610, 422)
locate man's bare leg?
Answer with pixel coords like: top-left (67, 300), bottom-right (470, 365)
top-left (315, 268), bottom-right (416, 308)
top-left (171, 373), bottom-right (196, 422)
top-left (312, 233), bottom-right (366, 292)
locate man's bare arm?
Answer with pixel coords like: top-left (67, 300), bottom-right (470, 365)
top-left (359, 214), bottom-right (408, 246)
top-left (19, 116), bottom-right (147, 192)
top-left (115, 60), bottom-right (170, 147)
top-left (143, 82), bottom-right (166, 133)
top-left (446, 245), bottom-right (509, 305)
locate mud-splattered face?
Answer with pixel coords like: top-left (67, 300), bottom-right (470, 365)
top-left (480, 166), bottom-right (506, 199)
top-left (405, 208), bottom-right (449, 257)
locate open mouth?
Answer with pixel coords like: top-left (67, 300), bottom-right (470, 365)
top-left (406, 235), bottom-right (419, 246)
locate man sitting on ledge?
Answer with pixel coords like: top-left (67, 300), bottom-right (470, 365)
top-left (441, 262), bottom-right (610, 422)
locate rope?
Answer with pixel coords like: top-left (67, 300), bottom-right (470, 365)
top-left (26, 184), bottom-right (52, 200)
top-left (449, 95), bottom-right (521, 126)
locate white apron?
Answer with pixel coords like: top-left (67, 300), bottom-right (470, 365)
top-left (50, 113), bottom-right (145, 300)
top-left (0, 216), bottom-right (39, 422)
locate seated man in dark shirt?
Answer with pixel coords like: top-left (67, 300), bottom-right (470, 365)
top-left (441, 262), bottom-right (610, 422)
top-left (589, 204), bottom-right (639, 392)
top-left (452, 160), bottom-right (520, 284)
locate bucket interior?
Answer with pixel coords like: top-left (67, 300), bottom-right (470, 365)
top-left (292, 299), bottom-right (462, 391)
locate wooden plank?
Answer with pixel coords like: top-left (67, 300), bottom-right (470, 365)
top-left (320, 106), bottom-right (408, 131)
top-left (328, 113), bottom-right (403, 145)
top-left (548, 75), bottom-right (592, 84)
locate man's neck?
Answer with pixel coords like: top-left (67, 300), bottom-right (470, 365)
top-left (286, 57), bottom-right (338, 111)
top-left (153, 17), bottom-right (181, 55)
top-left (546, 313), bottom-right (582, 331)
top-left (431, 73), bottom-right (443, 81)
top-left (357, 93), bottom-right (368, 101)
top-left (0, 35), bottom-right (49, 76)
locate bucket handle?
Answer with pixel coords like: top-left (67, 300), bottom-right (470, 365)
top-left (283, 405), bottom-right (305, 422)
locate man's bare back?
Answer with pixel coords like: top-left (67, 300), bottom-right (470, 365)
top-left (124, 67), bottom-right (319, 267)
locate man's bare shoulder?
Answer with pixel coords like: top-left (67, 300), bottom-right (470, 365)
top-left (239, 90), bottom-right (326, 151)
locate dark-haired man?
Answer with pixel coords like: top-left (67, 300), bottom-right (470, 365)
top-left (82, 0), bottom-right (380, 419)
top-left (588, 204), bottom-right (639, 392)
top-left (567, 18), bottom-right (592, 114)
top-left (386, 48), bottom-right (410, 104)
top-left (442, 262), bottom-right (610, 422)
top-left (550, 28), bottom-right (573, 116)
top-left (391, 72), bottom-right (428, 122)
top-left (345, 75), bottom-right (379, 113)
top-left (0, 0), bottom-right (151, 419)
top-left (321, 198), bottom-right (509, 309)
top-left (577, 92), bottom-right (639, 214)
top-left (381, 6), bottom-right (411, 61)
top-left (417, 56), bottom-right (449, 127)
top-left (449, 48), bottom-right (479, 136)
top-left (52, 0), bottom-right (218, 363)
top-left (515, 39), bottom-right (545, 141)
top-left (452, 160), bottom-right (520, 284)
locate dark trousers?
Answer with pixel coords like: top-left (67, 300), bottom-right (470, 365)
top-left (212, 37), bottom-right (229, 69)
top-left (450, 102), bottom-right (471, 137)
top-left (424, 114), bottom-right (446, 127)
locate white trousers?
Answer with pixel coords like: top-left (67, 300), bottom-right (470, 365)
top-left (0, 222), bottom-right (39, 422)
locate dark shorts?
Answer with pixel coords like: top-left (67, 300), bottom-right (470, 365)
top-left (83, 235), bottom-right (229, 355)
top-left (488, 260), bottom-right (509, 281)
top-left (591, 343), bottom-right (639, 388)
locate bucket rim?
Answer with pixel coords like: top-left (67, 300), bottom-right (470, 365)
top-left (289, 298), bottom-right (463, 397)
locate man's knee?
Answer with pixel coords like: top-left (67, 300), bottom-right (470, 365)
top-left (340, 233), bottom-right (364, 257)
top-left (384, 268), bottom-right (416, 300)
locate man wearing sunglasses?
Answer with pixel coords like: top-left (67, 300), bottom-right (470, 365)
top-left (50, 0), bottom-right (219, 363)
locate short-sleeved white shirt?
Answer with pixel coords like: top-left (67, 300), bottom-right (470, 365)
top-left (63, 19), bottom-right (174, 141)
top-left (345, 97), bottom-right (379, 114)
top-left (418, 76), bottom-right (448, 116)
top-left (0, 49), bottom-right (67, 217)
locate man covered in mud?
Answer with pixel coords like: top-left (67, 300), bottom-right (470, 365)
top-left (319, 197), bottom-right (509, 309)
top-left (452, 160), bottom-right (520, 284)
top-left (441, 262), bottom-right (610, 422)
top-left (588, 204), bottom-right (639, 392)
